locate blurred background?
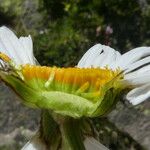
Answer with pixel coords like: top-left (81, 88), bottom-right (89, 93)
top-left (0, 0), bottom-right (150, 149)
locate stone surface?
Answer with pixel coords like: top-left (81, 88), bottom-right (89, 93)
top-left (0, 83), bottom-right (40, 149)
top-left (108, 101), bottom-right (150, 150)
top-left (0, 83), bottom-right (40, 134)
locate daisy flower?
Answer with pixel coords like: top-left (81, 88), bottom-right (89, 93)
top-left (0, 26), bottom-right (149, 150)
top-left (78, 44), bottom-right (150, 105)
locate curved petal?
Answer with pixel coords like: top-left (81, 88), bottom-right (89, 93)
top-left (19, 35), bottom-right (35, 64)
top-left (0, 26), bottom-right (35, 65)
top-left (123, 74), bottom-right (150, 86)
top-left (123, 57), bottom-right (150, 86)
top-left (116, 47), bottom-right (150, 70)
top-left (77, 44), bottom-right (121, 69)
top-left (124, 65), bottom-right (150, 79)
top-left (124, 56), bottom-right (150, 74)
top-left (123, 51), bottom-right (150, 86)
top-left (77, 44), bottom-right (103, 68)
top-left (126, 83), bottom-right (150, 105)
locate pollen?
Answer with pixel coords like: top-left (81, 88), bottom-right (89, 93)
top-left (22, 65), bottom-right (121, 93)
top-left (0, 52), bottom-right (11, 62)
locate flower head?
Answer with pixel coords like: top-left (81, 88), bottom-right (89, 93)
top-left (0, 26), bottom-right (149, 118)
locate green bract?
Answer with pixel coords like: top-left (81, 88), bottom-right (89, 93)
top-left (0, 68), bottom-right (123, 118)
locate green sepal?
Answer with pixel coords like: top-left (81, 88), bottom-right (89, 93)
top-left (36, 91), bottom-right (94, 118)
top-left (0, 71), bottom-right (124, 118)
top-left (0, 72), bottom-right (39, 107)
top-left (0, 72), bottom-right (94, 118)
top-left (91, 75), bottom-right (124, 117)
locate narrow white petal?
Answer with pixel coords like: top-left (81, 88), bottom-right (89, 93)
top-left (0, 26), bottom-right (35, 65)
top-left (77, 44), bottom-right (103, 68)
top-left (19, 35), bottom-right (35, 64)
top-left (124, 65), bottom-right (150, 79)
top-left (123, 55), bottom-right (150, 85)
top-left (123, 74), bottom-right (150, 86)
top-left (84, 137), bottom-right (109, 150)
top-left (126, 83), bottom-right (150, 105)
top-left (125, 56), bottom-right (150, 73)
top-left (116, 47), bottom-right (150, 70)
top-left (21, 135), bottom-right (46, 150)
top-left (0, 26), bottom-right (22, 64)
top-left (92, 45), bottom-right (119, 68)
top-left (77, 44), bottom-right (121, 69)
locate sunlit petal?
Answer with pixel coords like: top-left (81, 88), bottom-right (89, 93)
top-left (126, 83), bottom-right (150, 105)
top-left (0, 26), bottom-right (35, 65)
top-left (77, 44), bottom-right (121, 69)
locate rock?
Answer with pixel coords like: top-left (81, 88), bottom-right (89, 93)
top-left (0, 83), bottom-right (40, 149)
top-left (108, 101), bottom-right (150, 150)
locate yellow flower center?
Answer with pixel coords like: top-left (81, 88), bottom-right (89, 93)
top-left (0, 51), bottom-right (123, 103)
top-left (22, 64), bottom-right (121, 92)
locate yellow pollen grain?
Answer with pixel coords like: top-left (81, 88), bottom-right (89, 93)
top-left (0, 52), bottom-right (11, 62)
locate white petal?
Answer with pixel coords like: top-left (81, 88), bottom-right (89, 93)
top-left (124, 65), bottom-right (150, 79)
top-left (126, 83), bottom-right (150, 105)
top-left (21, 135), bottom-right (46, 150)
top-left (124, 56), bottom-right (150, 74)
top-left (123, 74), bottom-right (150, 86)
top-left (116, 47), bottom-right (150, 70)
top-left (77, 44), bottom-right (103, 68)
top-left (77, 44), bottom-right (121, 69)
top-left (123, 55), bottom-right (150, 86)
top-left (93, 45), bottom-right (120, 68)
top-left (0, 26), bottom-right (35, 65)
top-left (19, 35), bottom-right (35, 64)
top-left (0, 26), bottom-right (22, 64)
top-left (84, 137), bottom-right (109, 150)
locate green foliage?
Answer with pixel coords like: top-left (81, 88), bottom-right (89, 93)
top-left (0, 7), bottom-right (14, 26)
top-left (34, 20), bottom-right (88, 66)
top-left (35, 0), bottom-right (104, 66)
top-left (141, 5), bottom-right (150, 45)
top-left (1, 0), bottom-right (150, 66)
top-left (35, 0), bottom-right (150, 66)
top-left (96, 0), bottom-right (143, 51)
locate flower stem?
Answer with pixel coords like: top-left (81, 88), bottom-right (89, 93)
top-left (40, 110), bottom-right (86, 150)
top-left (60, 117), bottom-right (85, 150)
top-left (40, 110), bottom-right (61, 149)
